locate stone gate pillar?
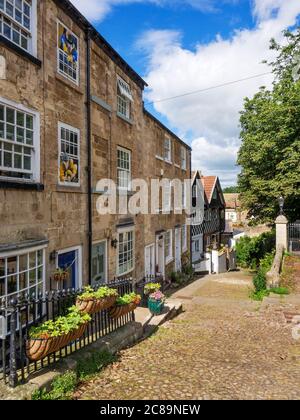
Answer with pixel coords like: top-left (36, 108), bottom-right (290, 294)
top-left (275, 215), bottom-right (288, 251)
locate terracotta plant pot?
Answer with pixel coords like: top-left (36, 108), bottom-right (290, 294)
top-left (109, 302), bottom-right (137, 319)
top-left (76, 295), bottom-right (117, 314)
top-left (26, 323), bottom-right (87, 362)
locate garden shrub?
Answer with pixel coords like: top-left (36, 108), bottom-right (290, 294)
top-left (236, 231), bottom-right (275, 269)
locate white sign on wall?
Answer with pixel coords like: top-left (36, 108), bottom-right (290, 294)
top-left (0, 56), bottom-right (6, 80)
top-left (0, 316), bottom-right (7, 340)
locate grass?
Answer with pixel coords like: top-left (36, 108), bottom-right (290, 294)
top-left (31, 350), bottom-right (116, 400)
top-left (270, 287), bottom-right (290, 295)
top-left (249, 289), bottom-right (270, 301)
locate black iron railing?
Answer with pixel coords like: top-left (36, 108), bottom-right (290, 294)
top-left (0, 278), bottom-right (134, 388)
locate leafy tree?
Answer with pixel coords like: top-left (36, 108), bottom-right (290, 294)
top-left (223, 186), bottom-right (239, 194)
top-left (238, 30), bottom-right (300, 222)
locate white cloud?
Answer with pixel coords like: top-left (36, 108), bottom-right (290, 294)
top-left (137, 0), bottom-right (300, 186)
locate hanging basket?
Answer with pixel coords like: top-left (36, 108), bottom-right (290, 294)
top-left (76, 295), bottom-right (117, 314)
top-left (26, 323), bottom-right (87, 362)
top-left (109, 302), bottom-right (138, 319)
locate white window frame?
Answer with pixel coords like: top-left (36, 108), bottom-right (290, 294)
top-left (0, 0), bottom-right (37, 55)
top-left (58, 122), bottom-right (80, 187)
top-left (117, 76), bottom-right (132, 120)
top-left (165, 229), bottom-right (173, 264)
top-left (117, 146), bottom-right (131, 191)
top-left (117, 227), bottom-right (135, 277)
top-left (57, 20), bottom-right (79, 85)
top-left (181, 146), bottom-right (187, 170)
top-left (164, 136), bottom-right (172, 163)
top-left (182, 182), bottom-right (186, 210)
top-left (92, 240), bottom-right (108, 286)
top-left (56, 245), bottom-right (82, 290)
top-left (0, 96), bottom-right (40, 182)
top-left (182, 224), bottom-right (188, 253)
top-left (0, 244), bottom-right (46, 305)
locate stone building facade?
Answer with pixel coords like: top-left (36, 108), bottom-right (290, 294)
top-left (0, 0), bottom-right (191, 302)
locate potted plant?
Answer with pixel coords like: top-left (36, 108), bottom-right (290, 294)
top-left (76, 286), bottom-right (118, 314)
top-left (144, 282), bottom-right (161, 295)
top-left (26, 306), bottom-right (91, 362)
top-left (109, 292), bottom-right (141, 319)
top-left (148, 290), bottom-right (166, 315)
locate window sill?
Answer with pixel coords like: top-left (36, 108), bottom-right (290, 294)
top-left (155, 155), bottom-right (164, 162)
top-left (0, 36), bottom-right (41, 67)
top-left (166, 257), bottom-right (174, 265)
top-left (55, 73), bottom-right (84, 95)
top-left (174, 164), bottom-right (181, 169)
top-left (0, 180), bottom-right (44, 191)
top-left (117, 112), bottom-right (133, 125)
top-left (165, 160), bottom-right (173, 166)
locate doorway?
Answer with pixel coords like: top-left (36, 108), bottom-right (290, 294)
top-left (145, 244), bottom-right (155, 278)
top-left (57, 246), bottom-right (82, 290)
top-left (175, 228), bottom-right (182, 272)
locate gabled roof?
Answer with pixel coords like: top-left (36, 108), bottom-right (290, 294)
top-left (201, 176), bottom-right (218, 203)
top-left (224, 193), bottom-right (241, 209)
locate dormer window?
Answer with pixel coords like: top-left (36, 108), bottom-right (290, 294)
top-left (0, 0), bottom-right (35, 53)
top-left (117, 77), bottom-right (133, 120)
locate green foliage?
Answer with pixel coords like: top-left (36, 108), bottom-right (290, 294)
top-left (116, 292), bottom-right (141, 306)
top-left (253, 252), bottom-right (275, 292)
top-left (76, 350), bottom-right (116, 381)
top-left (270, 287), bottom-right (290, 295)
top-left (144, 283), bottom-right (161, 294)
top-left (223, 186), bottom-right (239, 193)
top-left (250, 289), bottom-right (270, 302)
top-left (32, 371), bottom-right (77, 400)
top-left (31, 351), bottom-right (116, 400)
top-left (78, 286), bottom-right (118, 301)
top-left (29, 306), bottom-right (91, 339)
top-left (236, 231), bottom-right (275, 269)
top-left (238, 29), bottom-right (300, 222)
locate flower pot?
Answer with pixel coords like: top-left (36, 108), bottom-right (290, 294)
top-left (109, 302), bottom-right (138, 319)
top-left (148, 299), bottom-right (164, 315)
top-left (76, 295), bottom-right (116, 314)
top-left (26, 323), bottom-right (87, 362)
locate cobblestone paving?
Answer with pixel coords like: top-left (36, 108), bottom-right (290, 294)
top-left (76, 273), bottom-right (300, 400)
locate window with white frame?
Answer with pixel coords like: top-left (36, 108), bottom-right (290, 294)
top-left (162, 179), bottom-right (172, 212)
top-left (117, 77), bottom-right (132, 120)
top-left (117, 147), bottom-right (131, 191)
top-left (118, 229), bottom-right (134, 276)
top-left (182, 225), bottom-right (187, 252)
top-left (0, 99), bottom-right (38, 181)
top-left (0, 246), bottom-right (45, 304)
top-left (57, 21), bottom-right (79, 84)
top-left (59, 123), bottom-right (80, 185)
top-left (164, 137), bottom-right (171, 162)
top-left (165, 229), bottom-right (173, 263)
top-left (0, 0), bottom-right (33, 53)
top-left (181, 146), bottom-right (187, 170)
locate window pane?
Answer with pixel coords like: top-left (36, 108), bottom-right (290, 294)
top-left (7, 275), bottom-right (17, 295)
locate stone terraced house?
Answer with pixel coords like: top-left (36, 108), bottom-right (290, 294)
top-left (0, 0), bottom-right (191, 303)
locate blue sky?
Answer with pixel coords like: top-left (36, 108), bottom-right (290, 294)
top-left (71, 0), bottom-right (300, 186)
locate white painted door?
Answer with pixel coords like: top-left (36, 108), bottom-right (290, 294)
top-left (156, 235), bottom-right (165, 278)
top-left (192, 234), bottom-right (203, 263)
top-left (145, 244), bottom-right (155, 277)
top-left (175, 228), bottom-right (182, 272)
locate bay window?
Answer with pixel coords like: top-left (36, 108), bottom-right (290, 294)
top-left (0, 98), bottom-right (39, 181)
top-left (0, 245), bottom-right (45, 305)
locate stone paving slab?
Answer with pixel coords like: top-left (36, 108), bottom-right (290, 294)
top-left (76, 271), bottom-right (300, 401)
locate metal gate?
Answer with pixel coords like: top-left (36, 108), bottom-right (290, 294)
top-left (289, 222), bottom-right (300, 253)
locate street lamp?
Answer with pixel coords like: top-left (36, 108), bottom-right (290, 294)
top-left (278, 196), bottom-right (285, 215)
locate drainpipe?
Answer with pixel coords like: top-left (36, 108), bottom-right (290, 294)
top-left (86, 27), bottom-right (92, 284)
top-left (189, 150), bottom-right (192, 266)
